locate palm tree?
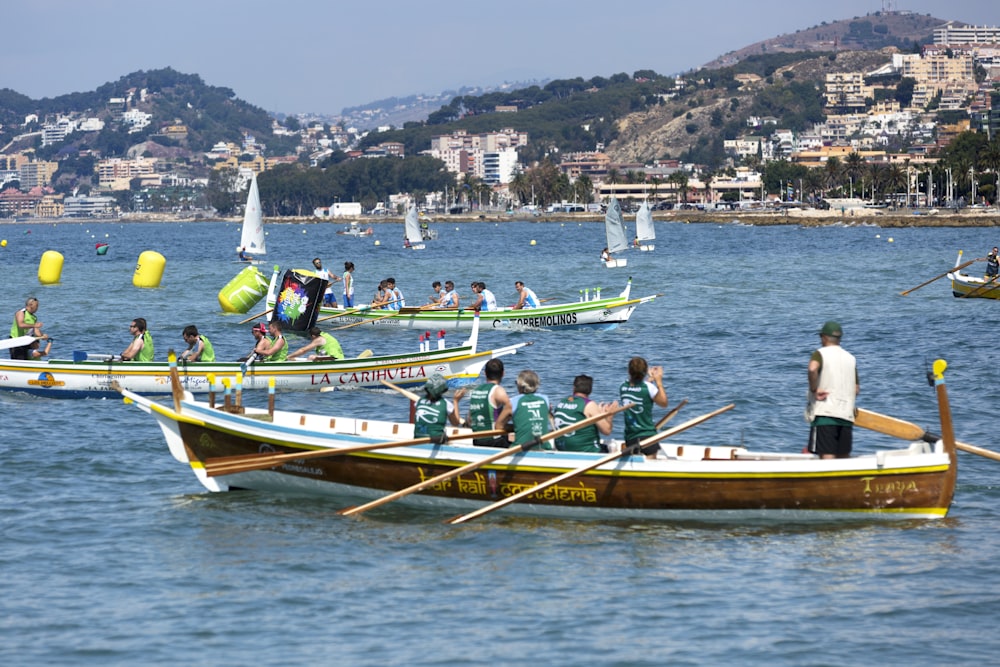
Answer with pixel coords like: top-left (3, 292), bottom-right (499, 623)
top-left (667, 171), bottom-right (689, 204)
top-left (884, 164), bottom-right (907, 208)
top-left (824, 156), bottom-right (843, 195)
top-left (978, 137), bottom-right (1000, 206)
top-left (844, 152), bottom-right (865, 198)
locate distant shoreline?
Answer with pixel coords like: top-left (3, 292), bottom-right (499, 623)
top-left (4, 209), bottom-right (998, 228)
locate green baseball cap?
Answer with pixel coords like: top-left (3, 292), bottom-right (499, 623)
top-left (819, 321), bottom-right (843, 337)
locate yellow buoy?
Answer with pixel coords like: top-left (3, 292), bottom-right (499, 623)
top-left (217, 265), bottom-right (269, 313)
top-left (374, 240), bottom-right (381, 246)
top-left (133, 250), bottom-right (166, 288)
top-left (1, 239), bottom-right (7, 247)
top-left (38, 250), bottom-right (64, 285)
top-left (530, 240), bottom-right (537, 246)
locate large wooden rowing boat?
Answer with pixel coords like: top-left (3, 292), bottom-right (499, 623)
top-left (121, 360), bottom-right (960, 522)
top-left (264, 268), bottom-right (659, 331)
top-left (0, 318), bottom-right (527, 398)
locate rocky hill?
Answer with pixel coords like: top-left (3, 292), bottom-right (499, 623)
top-left (607, 50), bottom-right (892, 164)
top-left (703, 11), bottom-right (945, 69)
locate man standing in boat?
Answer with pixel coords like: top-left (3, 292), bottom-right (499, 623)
top-left (985, 247), bottom-right (999, 281)
top-left (806, 321), bottom-right (859, 459)
top-left (312, 257), bottom-right (340, 307)
top-left (9, 296), bottom-right (46, 360)
top-left (619, 357), bottom-right (668, 457)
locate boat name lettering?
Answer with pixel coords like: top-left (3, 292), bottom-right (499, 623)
top-left (415, 469), bottom-right (597, 503)
top-left (502, 479), bottom-right (597, 503)
top-left (280, 463), bottom-right (324, 476)
top-left (860, 477), bottom-right (919, 496)
top-left (335, 366), bottom-right (428, 386)
top-left (507, 313), bottom-right (578, 328)
top-left (93, 373), bottom-right (127, 380)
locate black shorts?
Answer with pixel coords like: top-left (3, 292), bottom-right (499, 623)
top-left (10, 345), bottom-right (29, 360)
top-left (808, 423), bottom-right (853, 458)
top-left (472, 435), bottom-right (508, 448)
top-left (626, 437), bottom-right (658, 457)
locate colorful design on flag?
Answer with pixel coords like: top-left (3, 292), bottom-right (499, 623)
top-left (274, 270), bottom-right (326, 331)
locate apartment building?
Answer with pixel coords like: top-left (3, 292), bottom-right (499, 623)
top-left (934, 23), bottom-right (1000, 45)
top-left (428, 128), bottom-right (527, 183)
top-left (19, 161), bottom-right (58, 189)
top-left (98, 156), bottom-right (158, 190)
top-left (824, 72), bottom-right (874, 112)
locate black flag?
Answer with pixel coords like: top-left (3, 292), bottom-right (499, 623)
top-left (273, 269), bottom-right (326, 332)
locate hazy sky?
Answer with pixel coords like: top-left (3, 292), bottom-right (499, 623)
top-left (5, 1), bottom-right (996, 116)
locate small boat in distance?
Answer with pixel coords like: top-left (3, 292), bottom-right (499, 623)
top-left (337, 221), bottom-right (374, 237)
top-left (948, 250), bottom-right (1000, 299)
top-left (237, 173), bottom-right (265, 262)
top-left (604, 197), bottom-right (628, 268)
top-left (265, 267), bottom-right (660, 331)
top-left (635, 201), bottom-right (655, 252)
top-left (404, 206), bottom-right (426, 250)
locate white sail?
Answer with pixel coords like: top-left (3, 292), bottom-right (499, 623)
top-left (239, 174), bottom-right (266, 255)
top-left (605, 197), bottom-right (628, 253)
top-left (404, 206), bottom-right (426, 249)
top-left (636, 201), bottom-right (654, 242)
top-left (635, 200), bottom-right (655, 251)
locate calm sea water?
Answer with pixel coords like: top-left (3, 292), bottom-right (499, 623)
top-left (2, 218), bottom-right (999, 666)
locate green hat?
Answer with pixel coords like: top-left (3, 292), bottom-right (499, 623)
top-left (819, 321), bottom-right (843, 337)
top-left (424, 373), bottom-right (448, 399)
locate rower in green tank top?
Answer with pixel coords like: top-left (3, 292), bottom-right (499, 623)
top-left (179, 324), bottom-right (215, 362)
top-left (511, 369), bottom-right (552, 449)
top-left (122, 317), bottom-right (154, 361)
top-left (287, 327), bottom-right (345, 360)
top-left (552, 375), bottom-right (618, 452)
top-left (619, 356), bottom-right (668, 457)
top-left (255, 320), bottom-right (288, 362)
top-left (413, 373), bottom-right (463, 443)
top-left (456, 358), bottom-right (512, 447)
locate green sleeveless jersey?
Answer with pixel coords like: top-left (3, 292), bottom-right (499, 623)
top-left (619, 380), bottom-right (655, 442)
top-left (552, 395), bottom-right (600, 452)
top-left (467, 383), bottom-right (497, 432)
top-left (513, 393), bottom-right (551, 449)
top-left (414, 397), bottom-right (449, 438)
top-left (136, 332), bottom-right (155, 362)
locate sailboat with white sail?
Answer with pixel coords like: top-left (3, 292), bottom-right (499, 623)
top-left (403, 205), bottom-right (426, 250)
top-left (635, 200), bottom-right (655, 252)
top-left (237, 173), bottom-right (266, 262)
top-left (603, 197), bottom-right (628, 268)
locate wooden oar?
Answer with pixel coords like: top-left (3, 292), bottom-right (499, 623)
top-left (899, 258), bottom-right (979, 296)
top-left (316, 304), bottom-right (373, 323)
top-left (339, 403), bottom-right (633, 517)
top-left (238, 308), bottom-right (272, 325)
top-left (330, 310), bottom-right (401, 331)
top-left (855, 407), bottom-right (1000, 462)
top-left (203, 430), bottom-right (505, 477)
top-left (655, 399), bottom-right (688, 429)
top-left (379, 379), bottom-right (421, 402)
top-left (447, 403), bottom-right (735, 524)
